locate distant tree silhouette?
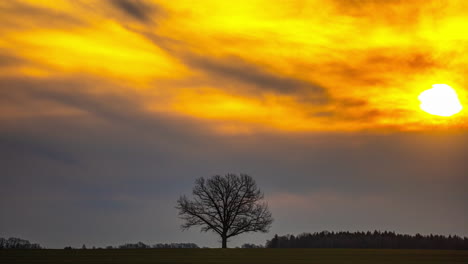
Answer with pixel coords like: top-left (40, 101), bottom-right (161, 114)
top-left (241, 243), bottom-right (264, 248)
top-left (153, 243), bottom-right (199, 248)
top-left (0, 237), bottom-right (41, 249)
top-left (118, 242), bottom-right (150, 249)
top-left (265, 231), bottom-right (468, 250)
top-left (103, 242), bottom-right (199, 249)
top-left (176, 174), bottom-right (273, 248)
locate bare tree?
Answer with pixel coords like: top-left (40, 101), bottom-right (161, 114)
top-left (176, 174), bottom-right (273, 248)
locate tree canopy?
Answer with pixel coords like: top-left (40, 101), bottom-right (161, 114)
top-left (176, 174), bottom-right (273, 248)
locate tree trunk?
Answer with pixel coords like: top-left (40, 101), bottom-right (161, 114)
top-left (221, 236), bottom-right (227, 248)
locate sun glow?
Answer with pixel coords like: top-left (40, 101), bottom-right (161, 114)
top-left (418, 84), bottom-right (463, 117)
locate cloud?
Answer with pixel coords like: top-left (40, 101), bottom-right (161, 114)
top-left (0, 75), bottom-right (157, 125)
top-left (185, 55), bottom-right (329, 102)
top-left (1, 134), bottom-right (78, 165)
top-left (109, 0), bottom-right (160, 23)
top-left (132, 30), bottom-right (330, 104)
top-left (0, 53), bottom-right (25, 67)
top-left (0, 1), bottom-right (85, 31)
top-left (332, 0), bottom-right (427, 27)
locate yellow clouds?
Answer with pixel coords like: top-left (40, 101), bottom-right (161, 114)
top-left (1, 0), bottom-right (468, 133)
top-left (10, 25), bottom-right (182, 80)
top-left (155, 88), bottom-right (325, 133)
top-left (0, 1), bottom-right (186, 82)
top-left (155, 0), bottom-right (468, 131)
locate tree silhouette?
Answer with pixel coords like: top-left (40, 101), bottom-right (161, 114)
top-left (265, 231), bottom-right (468, 250)
top-left (176, 173), bottom-right (273, 248)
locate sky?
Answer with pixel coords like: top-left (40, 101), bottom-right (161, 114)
top-left (0, 0), bottom-right (467, 248)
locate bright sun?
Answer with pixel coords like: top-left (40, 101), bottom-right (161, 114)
top-left (418, 84), bottom-right (463, 117)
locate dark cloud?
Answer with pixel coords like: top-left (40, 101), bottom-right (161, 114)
top-left (185, 55), bottom-right (330, 103)
top-left (1, 134), bottom-right (77, 165)
top-left (110, 0), bottom-right (158, 23)
top-left (0, 76), bottom-right (147, 125)
top-left (116, 26), bottom-right (329, 104)
top-left (131, 32), bottom-right (393, 124)
top-left (0, 54), bottom-right (25, 67)
top-left (0, 1), bottom-right (85, 30)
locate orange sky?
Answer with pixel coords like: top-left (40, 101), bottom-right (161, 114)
top-left (1, 0), bottom-right (468, 133)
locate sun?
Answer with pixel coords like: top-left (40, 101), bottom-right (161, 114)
top-left (418, 84), bottom-right (463, 117)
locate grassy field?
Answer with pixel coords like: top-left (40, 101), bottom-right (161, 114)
top-left (1, 248), bottom-right (467, 264)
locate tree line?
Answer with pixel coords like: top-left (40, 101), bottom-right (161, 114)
top-left (0, 237), bottom-right (41, 249)
top-left (265, 231), bottom-right (468, 250)
top-left (64, 242), bottom-right (201, 250)
top-left (116, 242), bottom-right (200, 249)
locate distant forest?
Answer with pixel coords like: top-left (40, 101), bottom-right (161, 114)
top-left (266, 231), bottom-right (468, 250)
top-left (115, 242), bottom-right (200, 249)
top-left (3, 231), bottom-right (468, 250)
top-left (65, 242), bottom-right (201, 250)
top-left (0, 237), bottom-right (41, 249)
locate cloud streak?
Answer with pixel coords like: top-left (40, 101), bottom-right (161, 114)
top-left (110, 0), bottom-right (158, 23)
top-left (185, 55), bottom-right (329, 103)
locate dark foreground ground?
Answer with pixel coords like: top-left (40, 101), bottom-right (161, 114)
top-left (1, 248), bottom-right (468, 264)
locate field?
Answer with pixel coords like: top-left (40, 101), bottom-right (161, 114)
top-left (1, 248), bottom-right (467, 264)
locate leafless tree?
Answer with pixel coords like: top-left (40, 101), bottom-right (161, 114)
top-left (176, 174), bottom-right (273, 248)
